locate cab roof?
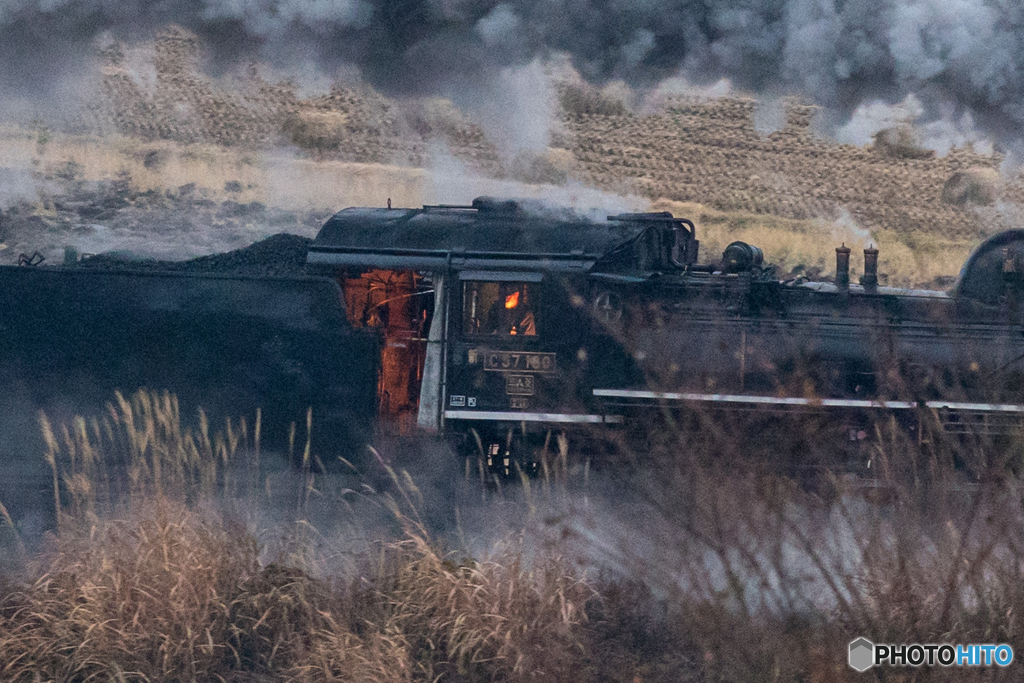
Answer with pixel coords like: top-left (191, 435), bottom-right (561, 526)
top-left (307, 197), bottom-right (667, 272)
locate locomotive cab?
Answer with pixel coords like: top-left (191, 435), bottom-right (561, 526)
top-left (334, 268), bottom-right (435, 434)
top-left (306, 197), bottom-right (686, 472)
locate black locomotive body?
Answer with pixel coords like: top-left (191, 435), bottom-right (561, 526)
top-left (309, 197), bottom-right (1024, 472)
top-left (5, 196), bottom-right (1024, 476)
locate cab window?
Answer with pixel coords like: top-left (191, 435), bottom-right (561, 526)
top-left (463, 281), bottom-right (539, 337)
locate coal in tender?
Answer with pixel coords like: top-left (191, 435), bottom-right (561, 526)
top-left (70, 233), bottom-right (315, 278)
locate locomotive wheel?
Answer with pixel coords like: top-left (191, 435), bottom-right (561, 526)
top-left (462, 427), bottom-right (540, 484)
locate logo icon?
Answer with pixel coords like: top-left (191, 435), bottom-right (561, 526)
top-left (849, 638), bottom-right (874, 672)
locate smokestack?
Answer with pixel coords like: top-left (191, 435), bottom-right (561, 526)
top-left (835, 244), bottom-right (851, 291)
top-left (861, 246), bottom-right (879, 291)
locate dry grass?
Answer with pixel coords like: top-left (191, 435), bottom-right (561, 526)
top-left (0, 501), bottom-right (592, 682)
top-left (6, 39), bottom-right (1010, 290)
top-left (0, 391), bottom-right (595, 682)
top-left (2, 392), bottom-right (1024, 681)
top-left (589, 409), bottom-right (1024, 681)
top-left (1, 125), bottom-right (646, 219)
top-left (2, 125), bottom-right (428, 211)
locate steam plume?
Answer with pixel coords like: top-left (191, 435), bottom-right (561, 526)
top-left (3, 0), bottom-right (1024, 152)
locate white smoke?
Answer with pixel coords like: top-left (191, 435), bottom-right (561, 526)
top-left (476, 4), bottom-right (521, 47)
top-left (836, 94), bottom-right (994, 156)
top-left (830, 208), bottom-right (873, 249)
top-left (455, 59), bottom-right (556, 159)
top-left (0, 166), bottom-right (36, 207)
top-left (425, 142), bottom-right (645, 217)
top-left (753, 97), bottom-right (788, 137)
top-left (836, 97), bottom-right (923, 147)
top-left (3, 0), bottom-right (1024, 158)
top-left (199, 0), bottom-right (374, 34)
top-left (643, 75), bottom-right (734, 111)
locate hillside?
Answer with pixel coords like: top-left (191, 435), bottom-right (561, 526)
top-left (85, 27), bottom-right (1012, 239)
top-left (1, 26), bottom-right (1018, 287)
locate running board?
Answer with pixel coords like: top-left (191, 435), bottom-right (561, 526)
top-left (593, 389), bottom-right (915, 409)
top-left (444, 410), bottom-right (624, 424)
top-left (592, 389), bottom-right (1024, 414)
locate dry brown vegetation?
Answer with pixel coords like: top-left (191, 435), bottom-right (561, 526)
top-left (84, 28), bottom-right (1024, 241)
top-left (563, 96), bottom-right (1005, 238)
top-left (1, 393), bottom-right (1024, 681)
top-left (1, 392), bottom-right (597, 682)
top-left (90, 27), bottom-right (502, 175)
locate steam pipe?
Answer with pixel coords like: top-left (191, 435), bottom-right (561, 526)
top-left (861, 246), bottom-right (879, 291)
top-left (835, 244), bottom-right (850, 291)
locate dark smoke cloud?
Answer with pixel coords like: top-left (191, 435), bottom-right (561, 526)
top-left (3, 0), bottom-right (1024, 151)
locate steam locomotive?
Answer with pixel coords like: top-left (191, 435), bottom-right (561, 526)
top-left (4, 196), bottom-right (1024, 476)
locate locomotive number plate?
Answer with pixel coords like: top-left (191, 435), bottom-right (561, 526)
top-left (505, 374), bottom-right (535, 396)
top-left (483, 351), bottom-right (556, 374)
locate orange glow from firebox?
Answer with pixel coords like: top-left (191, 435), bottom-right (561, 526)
top-left (505, 291), bottom-right (520, 308)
